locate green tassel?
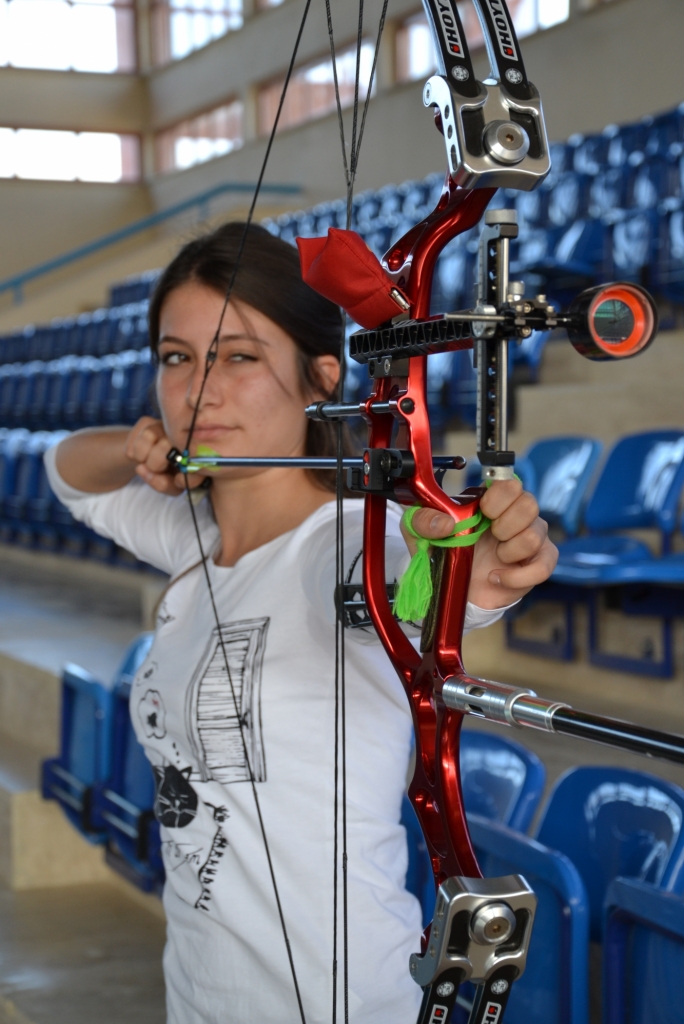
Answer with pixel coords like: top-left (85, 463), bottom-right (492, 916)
top-left (393, 504), bottom-right (491, 622)
top-left (393, 535), bottom-right (433, 622)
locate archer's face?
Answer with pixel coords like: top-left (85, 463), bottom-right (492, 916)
top-left (156, 281), bottom-right (336, 472)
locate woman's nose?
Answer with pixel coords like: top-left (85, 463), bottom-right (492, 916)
top-left (188, 355), bottom-right (221, 409)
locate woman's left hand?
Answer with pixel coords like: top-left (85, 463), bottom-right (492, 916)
top-left (400, 479), bottom-right (558, 610)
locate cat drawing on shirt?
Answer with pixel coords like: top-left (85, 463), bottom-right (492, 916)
top-left (154, 764), bottom-right (199, 828)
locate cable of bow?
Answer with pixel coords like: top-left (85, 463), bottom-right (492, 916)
top-left (174, 0), bottom-right (390, 1020)
top-left (178, 1), bottom-right (314, 1021)
top-left (322, 1), bottom-right (389, 1020)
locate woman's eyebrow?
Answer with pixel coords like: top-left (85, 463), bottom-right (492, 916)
top-left (158, 334), bottom-right (192, 346)
top-left (218, 332), bottom-right (271, 347)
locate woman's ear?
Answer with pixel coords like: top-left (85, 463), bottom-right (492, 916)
top-left (311, 355), bottom-right (341, 399)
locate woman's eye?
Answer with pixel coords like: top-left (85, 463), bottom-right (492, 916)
top-left (228, 352), bottom-right (258, 363)
top-left (160, 351), bottom-right (187, 366)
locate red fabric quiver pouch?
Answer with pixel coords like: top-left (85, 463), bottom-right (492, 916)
top-left (296, 228), bottom-right (409, 330)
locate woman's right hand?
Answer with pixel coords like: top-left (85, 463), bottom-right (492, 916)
top-left (125, 417), bottom-right (205, 495)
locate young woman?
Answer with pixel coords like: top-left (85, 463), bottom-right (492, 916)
top-left (46, 223), bottom-right (557, 1024)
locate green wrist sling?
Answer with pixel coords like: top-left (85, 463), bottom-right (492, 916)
top-left (393, 503), bottom-right (491, 623)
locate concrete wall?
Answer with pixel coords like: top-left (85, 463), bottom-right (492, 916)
top-left (3, 0), bottom-right (684, 297)
top-left (0, 179), bottom-right (153, 285)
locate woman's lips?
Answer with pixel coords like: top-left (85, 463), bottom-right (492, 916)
top-left (188, 425), bottom-right (239, 439)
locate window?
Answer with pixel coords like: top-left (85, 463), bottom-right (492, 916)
top-left (255, 0), bottom-right (284, 9)
top-left (150, 0), bottom-right (242, 65)
top-left (0, 129), bottom-right (140, 182)
top-left (396, 0), bottom-right (569, 83)
top-left (0, 0), bottom-right (136, 73)
top-left (155, 102), bottom-right (243, 173)
top-left (257, 41), bottom-right (375, 136)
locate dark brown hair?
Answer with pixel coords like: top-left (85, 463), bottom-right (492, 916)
top-left (149, 221), bottom-right (348, 490)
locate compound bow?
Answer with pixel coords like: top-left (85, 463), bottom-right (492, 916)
top-left (168, 1), bottom-right (681, 1022)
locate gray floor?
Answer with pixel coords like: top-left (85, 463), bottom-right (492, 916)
top-left (0, 883), bottom-right (166, 1024)
top-left (0, 556), bottom-right (143, 682)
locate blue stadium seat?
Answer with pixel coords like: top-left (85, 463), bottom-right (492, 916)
top-left (453, 815), bottom-right (590, 1024)
top-left (603, 868), bottom-right (684, 1024)
top-left (0, 364), bottom-right (20, 426)
top-left (608, 208), bottom-right (658, 283)
top-left (112, 302), bottom-right (149, 353)
top-left (571, 130), bottom-right (614, 176)
top-left (505, 436), bottom-right (603, 655)
top-left (526, 436), bottom-right (603, 538)
top-left (124, 350), bottom-right (156, 422)
top-left (4, 432), bottom-right (59, 546)
top-left (627, 152), bottom-right (680, 210)
top-left (12, 361), bottom-right (45, 428)
top-left (643, 103), bottom-right (684, 158)
top-left (547, 172), bottom-right (593, 228)
top-left (534, 766), bottom-right (684, 941)
top-left (0, 429), bottom-right (30, 541)
top-left (42, 662), bottom-right (115, 840)
top-left (403, 729), bottom-right (546, 926)
top-left (589, 165), bottom-right (631, 219)
top-left (548, 431), bottom-right (684, 674)
top-left (655, 201), bottom-right (684, 304)
top-left (91, 633), bottom-right (164, 893)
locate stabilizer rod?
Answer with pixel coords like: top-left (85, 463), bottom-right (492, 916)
top-left (443, 675), bottom-right (684, 764)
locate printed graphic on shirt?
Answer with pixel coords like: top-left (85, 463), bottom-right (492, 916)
top-left (185, 617), bottom-right (269, 785)
top-left (156, 599), bottom-right (176, 628)
top-left (154, 764), bottom-right (199, 828)
top-left (138, 688), bottom-right (167, 739)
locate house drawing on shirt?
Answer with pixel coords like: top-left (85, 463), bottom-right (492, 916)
top-left (185, 617), bottom-right (269, 784)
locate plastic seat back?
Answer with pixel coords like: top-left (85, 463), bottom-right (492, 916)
top-left (13, 361), bottom-right (44, 427)
top-left (459, 729), bottom-right (546, 832)
top-left (525, 436), bottom-right (602, 536)
top-left (603, 858), bottom-right (684, 1024)
top-left (124, 352), bottom-right (156, 422)
top-left (609, 208), bottom-right (658, 281)
top-left (583, 430), bottom-right (684, 542)
top-left (0, 365), bottom-right (20, 424)
top-left (92, 634), bottom-right (163, 890)
top-left (534, 766), bottom-right (684, 940)
top-left (41, 663), bottom-right (114, 839)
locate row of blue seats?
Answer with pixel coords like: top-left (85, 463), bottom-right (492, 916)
top-left (0, 350), bottom-right (155, 431)
top-left (8, 105), bottom-right (684, 372)
top-left (43, 634), bottom-right (162, 892)
top-left (0, 301), bottom-right (149, 366)
top-left (43, 631), bottom-right (684, 1023)
top-left (265, 103), bottom-right (684, 241)
top-left (109, 269), bottom-right (160, 308)
top-left (501, 431), bottom-right (684, 677)
top-left (0, 430), bottom-right (155, 566)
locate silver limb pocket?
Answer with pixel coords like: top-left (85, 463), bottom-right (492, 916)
top-left (423, 75), bottom-right (549, 191)
top-left (409, 875), bottom-right (537, 989)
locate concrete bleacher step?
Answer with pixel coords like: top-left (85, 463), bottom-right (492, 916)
top-left (0, 729), bottom-right (111, 890)
top-left (0, 546), bottom-right (166, 894)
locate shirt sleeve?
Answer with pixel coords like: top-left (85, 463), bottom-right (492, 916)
top-left (44, 442), bottom-right (218, 576)
top-left (302, 499), bottom-right (517, 643)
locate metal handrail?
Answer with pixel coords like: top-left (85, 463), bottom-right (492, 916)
top-left (1, 180), bottom-right (302, 305)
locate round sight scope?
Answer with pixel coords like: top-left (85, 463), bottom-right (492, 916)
top-left (567, 282), bottom-right (658, 361)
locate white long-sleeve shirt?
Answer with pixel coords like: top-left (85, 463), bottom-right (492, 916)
top-left (45, 445), bottom-right (508, 1024)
